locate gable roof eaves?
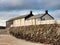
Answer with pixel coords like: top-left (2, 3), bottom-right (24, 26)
top-left (40, 14), bottom-right (54, 19)
top-left (7, 15), bottom-right (28, 22)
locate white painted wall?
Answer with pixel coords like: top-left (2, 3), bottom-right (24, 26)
top-left (42, 14), bottom-right (53, 20)
top-left (11, 18), bottom-right (25, 27)
top-left (13, 19), bottom-right (20, 27)
top-left (32, 19), bottom-right (35, 25)
top-left (25, 19), bottom-right (32, 26)
top-left (20, 18), bottom-right (25, 26)
top-left (39, 20), bottom-right (55, 24)
top-left (36, 18), bottom-right (41, 25)
top-left (10, 18), bottom-right (60, 27)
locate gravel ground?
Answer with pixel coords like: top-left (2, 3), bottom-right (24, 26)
top-left (0, 34), bottom-right (51, 45)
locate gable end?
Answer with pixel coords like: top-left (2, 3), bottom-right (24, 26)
top-left (40, 14), bottom-right (54, 19)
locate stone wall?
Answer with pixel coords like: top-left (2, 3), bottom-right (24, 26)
top-left (9, 24), bottom-right (60, 45)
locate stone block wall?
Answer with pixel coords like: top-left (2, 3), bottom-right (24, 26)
top-left (9, 24), bottom-right (60, 45)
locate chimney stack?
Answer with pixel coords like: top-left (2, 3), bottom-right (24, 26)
top-left (30, 11), bottom-right (32, 14)
top-left (45, 10), bottom-right (48, 14)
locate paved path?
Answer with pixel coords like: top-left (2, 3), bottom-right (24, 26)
top-left (0, 34), bottom-right (51, 45)
top-left (0, 28), bottom-right (51, 45)
top-left (0, 29), bottom-right (9, 34)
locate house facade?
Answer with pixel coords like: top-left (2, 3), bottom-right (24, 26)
top-left (6, 10), bottom-right (54, 27)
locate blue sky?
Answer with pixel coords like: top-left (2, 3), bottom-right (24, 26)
top-left (0, 0), bottom-right (60, 26)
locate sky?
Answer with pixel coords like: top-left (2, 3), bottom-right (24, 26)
top-left (0, 0), bottom-right (60, 26)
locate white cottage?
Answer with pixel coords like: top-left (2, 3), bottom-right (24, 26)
top-left (6, 10), bottom-right (54, 27)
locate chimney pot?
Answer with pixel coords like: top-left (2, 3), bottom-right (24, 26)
top-left (30, 11), bottom-right (32, 14)
top-left (45, 10), bottom-right (48, 14)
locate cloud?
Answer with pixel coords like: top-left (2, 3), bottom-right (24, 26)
top-left (0, 0), bottom-right (60, 20)
top-left (50, 10), bottom-right (60, 19)
top-left (0, 0), bottom-right (60, 26)
top-left (0, 9), bottom-right (60, 20)
top-left (0, 10), bottom-right (30, 20)
top-left (0, 0), bottom-right (60, 11)
top-left (45, 0), bottom-right (60, 9)
top-left (0, 0), bottom-right (24, 11)
top-left (0, 0), bottom-right (23, 5)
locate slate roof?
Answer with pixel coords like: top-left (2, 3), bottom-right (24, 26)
top-left (7, 14), bottom-right (28, 21)
top-left (28, 14), bottom-right (44, 19)
top-left (28, 14), bottom-right (54, 19)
